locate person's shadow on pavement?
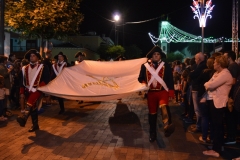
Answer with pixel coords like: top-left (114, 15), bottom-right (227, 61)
top-left (22, 130), bottom-right (66, 154)
top-left (109, 102), bottom-right (143, 147)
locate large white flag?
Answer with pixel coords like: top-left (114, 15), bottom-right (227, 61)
top-left (38, 58), bottom-right (148, 101)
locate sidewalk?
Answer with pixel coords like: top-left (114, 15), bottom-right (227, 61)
top-left (0, 93), bottom-right (239, 160)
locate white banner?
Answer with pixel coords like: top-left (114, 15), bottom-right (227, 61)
top-left (38, 58), bottom-right (148, 101)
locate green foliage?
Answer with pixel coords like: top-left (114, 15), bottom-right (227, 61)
top-left (165, 52), bottom-right (184, 63)
top-left (124, 45), bottom-right (142, 59)
top-left (97, 45), bottom-right (142, 61)
top-left (5, 0), bottom-right (84, 40)
top-left (97, 45), bottom-right (110, 60)
top-left (187, 43), bottom-right (213, 55)
top-left (106, 45), bottom-right (125, 60)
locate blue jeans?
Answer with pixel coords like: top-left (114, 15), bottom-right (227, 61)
top-left (192, 91), bottom-right (201, 130)
top-left (200, 101), bottom-right (210, 140)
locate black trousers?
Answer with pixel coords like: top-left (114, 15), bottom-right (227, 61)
top-left (58, 98), bottom-right (64, 111)
top-left (188, 92), bottom-right (194, 120)
top-left (174, 90), bottom-right (179, 102)
top-left (10, 85), bottom-right (20, 107)
top-left (209, 100), bottom-right (224, 153)
top-left (183, 93), bottom-right (189, 114)
top-left (225, 107), bottom-right (239, 139)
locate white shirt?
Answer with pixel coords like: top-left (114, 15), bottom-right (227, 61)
top-left (27, 66), bottom-right (38, 88)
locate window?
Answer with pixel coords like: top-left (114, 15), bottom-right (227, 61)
top-left (26, 40), bottom-right (37, 50)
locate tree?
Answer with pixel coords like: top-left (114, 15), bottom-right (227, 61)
top-left (97, 45), bottom-right (110, 60)
top-left (106, 45), bottom-right (125, 60)
top-left (5, 0), bottom-right (84, 54)
top-left (124, 45), bottom-right (142, 59)
top-left (97, 45), bottom-right (125, 61)
top-left (165, 52), bottom-right (184, 63)
top-left (187, 43), bottom-right (212, 55)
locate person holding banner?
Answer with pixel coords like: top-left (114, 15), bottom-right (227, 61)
top-left (75, 51), bottom-right (86, 65)
top-left (74, 51), bottom-right (85, 104)
top-left (138, 45), bottom-right (175, 142)
top-left (51, 52), bottom-right (69, 114)
top-left (16, 49), bottom-right (50, 132)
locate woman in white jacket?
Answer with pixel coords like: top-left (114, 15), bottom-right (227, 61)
top-left (203, 55), bottom-right (233, 157)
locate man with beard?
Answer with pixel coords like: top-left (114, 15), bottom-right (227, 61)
top-left (138, 46), bottom-right (175, 142)
top-left (16, 49), bottom-right (50, 132)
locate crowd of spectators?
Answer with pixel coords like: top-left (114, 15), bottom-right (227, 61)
top-left (171, 50), bottom-right (240, 158)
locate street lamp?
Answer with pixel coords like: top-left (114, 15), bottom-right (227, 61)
top-left (190, 0), bottom-right (215, 53)
top-left (113, 14), bottom-right (120, 45)
top-left (0, 0), bottom-right (5, 55)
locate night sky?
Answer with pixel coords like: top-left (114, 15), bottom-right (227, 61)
top-left (79, 0), bottom-right (233, 54)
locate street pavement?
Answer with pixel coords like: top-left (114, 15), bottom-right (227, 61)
top-left (0, 93), bottom-right (240, 160)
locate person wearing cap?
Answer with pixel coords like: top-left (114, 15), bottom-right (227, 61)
top-left (16, 49), bottom-right (50, 132)
top-left (75, 51), bottom-right (86, 65)
top-left (138, 45), bottom-right (175, 142)
top-left (51, 52), bottom-right (69, 114)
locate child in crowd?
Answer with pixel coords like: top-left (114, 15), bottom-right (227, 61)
top-left (180, 70), bottom-right (190, 117)
top-left (0, 75), bottom-right (7, 121)
top-left (173, 71), bottom-right (181, 103)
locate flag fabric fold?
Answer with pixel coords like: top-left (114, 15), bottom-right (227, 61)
top-left (38, 58), bottom-right (148, 101)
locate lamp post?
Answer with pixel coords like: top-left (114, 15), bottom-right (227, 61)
top-left (113, 14), bottom-right (120, 45)
top-left (0, 0), bottom-right (4, 55)
top-left (190, 0), bottom-right (215, 53)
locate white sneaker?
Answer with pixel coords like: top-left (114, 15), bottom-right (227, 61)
top-left (203, 150), bottom-right (219, 157)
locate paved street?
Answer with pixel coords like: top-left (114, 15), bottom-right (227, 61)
top-left (0, 93), bottom-right (240, 160)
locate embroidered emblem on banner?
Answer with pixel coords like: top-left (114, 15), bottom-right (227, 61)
top-left (82, 76), bottom-right (119, 89)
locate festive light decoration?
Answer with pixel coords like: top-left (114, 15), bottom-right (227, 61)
top-left (190, 0), bottom-right (215, 27)
top-left (148, 21), bottom-right (240, 44)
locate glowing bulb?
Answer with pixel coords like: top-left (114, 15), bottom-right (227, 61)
top-left (114, 15), bottom-right (120, 22)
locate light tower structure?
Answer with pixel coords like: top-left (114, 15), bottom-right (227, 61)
top-left (232, 0), bottom-right (238, 57)
top-left (190, 0), bottom-right (215, 53)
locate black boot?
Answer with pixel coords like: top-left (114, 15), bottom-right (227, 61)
top-left (58, 98), bottom-right (65, 114)
top-left (160, 105), bottom-right (175, 137)
top-left (28, 108), bottom-right (39, 132)
top-left (148, 114), bottom-right (157, 142)
top-left (16, 106), bottom-right (31, 127)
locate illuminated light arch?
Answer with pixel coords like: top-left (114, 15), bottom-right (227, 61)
top-left (149, 21), bottom-right (240, 45)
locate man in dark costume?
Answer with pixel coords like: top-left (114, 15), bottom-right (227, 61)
top-left (75, 51), bottom-right (86, 65)
top-left (51, 52), bottom-right (68, 114)
top-left (17, 49), bottom-right (50, 132)
top-left (138, 46), bottom-right (175, 142)
top-left (42, 51), bottom-right (53, 106)
top-left (74, 51), bottom-right (86, 104)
